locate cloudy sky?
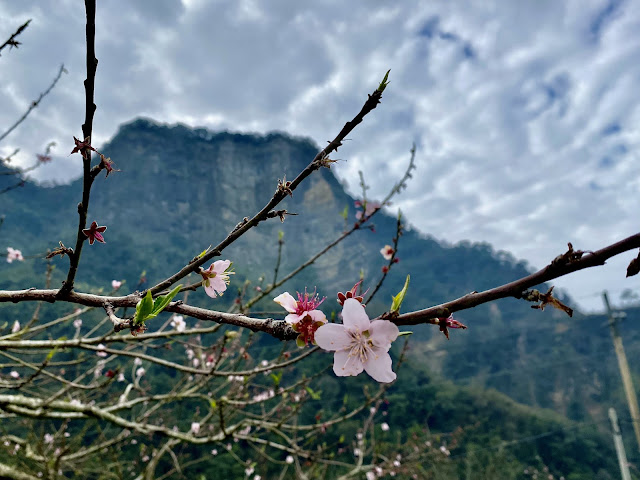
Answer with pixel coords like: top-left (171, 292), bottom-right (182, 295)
top-left (0, 0), bottom-right (638, 312)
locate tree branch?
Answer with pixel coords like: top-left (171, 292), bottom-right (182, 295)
top-left (392, 232), bottom-right (640, 325)
top-left (60, 0), bottom-right (98, 295)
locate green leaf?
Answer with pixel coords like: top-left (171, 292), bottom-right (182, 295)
top-left (134, 290), bottom-right (154, 325)
top-left (305, 386), bottom-right (322, 400)
top-left (397, 331), bottom-right (413, 337)
top-left (46, 337), bottom-right (66, 361)
top-left (148, 284), bottom-right (182, 320)
top-left (197, 246), bottom-right (211, 259)
top-left (377, 69), bottom-right (391, 93)
top-left (340, 205), bottom-right (349, 220)
top-left (270, 371), bottom-right (283, 388)
top-left (46, 347), bottom-right (59, 362)
top-left (209, 399), bottom-right (217, 409)
top-left (278, 230), bottom-right (284, 242)
top-left (390, 274), bottom-right (410, 314)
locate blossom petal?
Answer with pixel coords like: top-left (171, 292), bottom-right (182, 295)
top-left (212, 259), bottom-right (230, 274)
top-left (363, 349), bottom-right (396, 383)
top-left (342, 298), bottom-right (370, 332)
top-left (204, 276), bottom-right (227, 298)
top-left (307, 309), bottom-right (327, 324)
top-left (284, 313), bottom-right (302, 325)
top-left (333, 349), bottom-right (364, 377)
top-left (315, 323), bottom-right (351, 351)
top-left (274, 292), bottom-right (297, 313)
top-left (369, 320), bottom-right (399, 351)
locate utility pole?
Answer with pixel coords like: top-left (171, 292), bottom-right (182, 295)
top-left (609, 408), bottom-right (632, 480)
top-left (603, 291), bottom-right (640, 453)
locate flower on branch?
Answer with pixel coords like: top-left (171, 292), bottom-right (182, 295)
top-left (200, 260), bottom-right (234, 298)
top-left (337, 280), bottom-right (366, 306)
top-left (99, 154), bottom-right (119, 178)
top-left (111, 279), bottom-right (122, 290)
top-left (170, 315), bottom-right (186, 332)
top-left (277, 175), bottom-right (293, 197)
top-left (37, 154), bottom-right (52, 163)
top-left (190, 422), bottom-right (200, 435)
top-left (525, 286), bottom-right (573, 317)
top-left (294, 314), bottom-right (327, 347)
top-left (11, 320), bottom-right (20, 333)
top-left (6, 247), bottom-right (24, 263)
top-left (315, 298), bottom-right (399, 383)
top-left (274, 289), bottom-right (326, 325)
top-left (274, 289), bottom-right (327, 347)
top-left (355, 200), bottom-right (381, 221)
top-left (380, 245), bottom-right (395, 260)
top-left (438, 315), bottom-right (467, 340)
top-left (82, 221), bottom-right (107, 245)
top-left (252, 389), bottom-right (275, 402)
top-left (70, 136), bottom-right (96, 156)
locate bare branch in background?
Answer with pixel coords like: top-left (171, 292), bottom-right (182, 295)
top-left (0, 64), bottom-right (66, 144)
top-left (0, 19), bottom-right (31, 57)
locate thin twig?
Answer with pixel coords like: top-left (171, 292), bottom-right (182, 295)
top-left (0, 64), bottom-right (66, 143)
top-left (0, 19), bottom-right (31, 56)
top-left (365, 212), bottom-right (403, 304)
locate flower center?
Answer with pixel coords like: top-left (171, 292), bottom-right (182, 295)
top-left (347, 330), bottom-right (373, 363)
top-left (294, 289), bottom-right (325, 315)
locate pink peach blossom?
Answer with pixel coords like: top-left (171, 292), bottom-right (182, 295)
top-left (200, 260), bottom-right (233, 298)
top-left (315, 298), bottom-right (399, 383)
top-left (273, 290), bottom-right (326, 325)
